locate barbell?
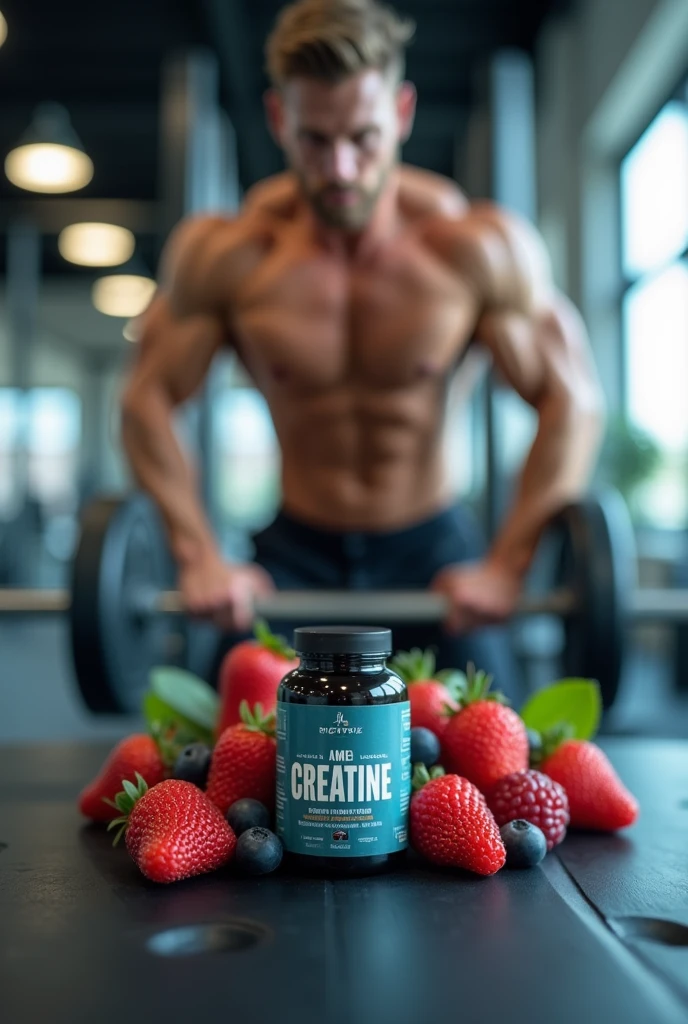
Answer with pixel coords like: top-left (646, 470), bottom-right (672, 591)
top-left (0, 489), bottom-right (684, 715)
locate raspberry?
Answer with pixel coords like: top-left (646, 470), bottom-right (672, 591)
top-left (486, 770), bottom-right (569, 851)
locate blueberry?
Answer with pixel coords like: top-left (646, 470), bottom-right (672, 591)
top-left (500, 819), bottom-right (547, 869)
top-left (226, 798), bottom-right (271, 836)
top-left (410, 727), bottom-right (441, 768)
top-left (235, 827), bottom-right (283, 876)
top-left (172, 743), bottom-right (211, 788)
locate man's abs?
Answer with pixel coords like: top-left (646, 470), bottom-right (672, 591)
top-left (221, 173), bottom-right (480, 530)
top-left (275, 379), bottom-right (452, 531)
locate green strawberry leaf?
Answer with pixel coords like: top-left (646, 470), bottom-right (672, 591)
top-left (149, 667), bottom-right (219, 732)
top-left (411, 763), bottom-right (432, 791)
top-left (114, 791), bottom-right (130, 814)
top-left (435, 668), bottom-right (467, 701)
top-left (520, 679), bottom-right (602, 741)
top-left (142, 692), bottom-right (214, 751)
top-left (239, 699), bottom-right (276, 737)
top-left (388, 647), bottom-right (440, 683)
top-left (254, 619), bottom-right (296, 659)
top-left (106, 817), bottom-right (128, 846)
top-left (540, 722), bottom-right (576, 760)
top-left (121, 778), bottom-right (140, 803)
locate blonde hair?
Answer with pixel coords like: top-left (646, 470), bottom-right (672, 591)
top-left (266, 0), bottom-right (415, 87)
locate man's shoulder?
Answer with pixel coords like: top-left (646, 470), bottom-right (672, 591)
top-left (242, 173), bottom-right (300, 218)
top-left (165, 208), bottom-right (275, 284)
top-left (158, 209), bottom-right (275, 316)
top-left (421, 199), bottom-right (512, 246)
top-left (168, 207), bottom-right (274, 258)
top-left (422, 201), bottom-right (549, 300)
top-left (398, 165), bottom-right (469, 220)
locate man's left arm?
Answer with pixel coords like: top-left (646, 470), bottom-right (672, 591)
top-left (432, 207), bottom-right (606, 632)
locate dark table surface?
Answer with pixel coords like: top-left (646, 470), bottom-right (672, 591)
top-left (1, 737), bottom-right (687, 1024)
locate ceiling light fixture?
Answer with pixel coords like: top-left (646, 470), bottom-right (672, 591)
top-left (92, 258), bottom-right (156, 318)
top-left (59, 223), bottom-right (135, 267)
top-left (5, 103), bottom-right (94, 193)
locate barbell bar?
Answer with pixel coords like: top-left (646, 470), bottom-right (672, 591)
top-left (0, 585), bottom-right (578, 619)
top-left (2, 584), bottom-right (688, 622)
top-left (0, 489), bottom-right (653, 715)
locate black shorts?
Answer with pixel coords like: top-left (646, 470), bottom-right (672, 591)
top-left (216, 504), bottom-right (522, 702)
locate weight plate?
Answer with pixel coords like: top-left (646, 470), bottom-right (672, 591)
top-left (70, 495), bottom-right (175, 714)
top-left (557, 489), bottom-right (636, 710)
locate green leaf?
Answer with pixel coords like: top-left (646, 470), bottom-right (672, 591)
top-left (435, 668), bottom-right (467, 701)
top-left (464, 663), bottom-right (495, 704)
top-left (107, 818), bottom-right (128, 847)
top-left (388, 647), bottom-right (437, 683)
top-left (520, 679), bottom-right (602, 741)
top-left (411, 763), bottom-right (431, 791)
top-left (114, 792), bottom-right (131, 814)
top-left (121, 779), bottom-right (139, 803)
top-left (239, 699), bottom-right (276, 736)
top-left (540, 722), bottom-right (576, 760)
top-left (143, 692), bottom-right (213, 749)
top-left (149, 667), bottom-right (219, 733)
top-left (253, 619), bottom-right (296, 659)
top-left (134, 772), bottom-right (148, 792)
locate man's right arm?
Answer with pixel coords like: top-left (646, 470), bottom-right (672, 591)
top-left (120, 217), bottom-right (273, 629)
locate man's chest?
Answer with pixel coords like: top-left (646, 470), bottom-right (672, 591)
top-left (229, 240), bottom-right (478, 391)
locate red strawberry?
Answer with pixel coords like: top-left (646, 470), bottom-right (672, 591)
top-left (486, 769), bottom-right (570, 850)
top-left (108, 774), bottom-right (236, 883)
top-left (78, 734), bottom-right (165, 822)
top-left (217, 620), bottom-right (298, 735)
top-left (410, 766), bottom-right (506, 875)
top-left (441, 665), bottom-right (528, 794)
top-left (541, 739), bottom-right (638, 831)
top-left (388, 648), bottom-right (459, 737)
top-left (206, 702), bottom-right (276, 814)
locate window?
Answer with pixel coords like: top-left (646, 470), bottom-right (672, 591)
top-left (0, 387), bottom-right (81, 516)
top-left (620, 99), bottom-right (688, 527)
top-left (213, 388), bottom-right (280, 529)
top-left (26, 389), bottom-right (82, 508)
top-left (0, 388), bottom-right (81, 584)
top-left (0, 389), bottom-right (22, 518)
top-left (621, 103), bottom-right (688, 277)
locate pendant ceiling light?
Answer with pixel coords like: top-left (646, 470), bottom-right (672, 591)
top-left (5, 103), bottom-right (94, 193)
top-left (59, 223), bottom-right (135, 267)
top-left (92, 257), bottom-right (156, 319)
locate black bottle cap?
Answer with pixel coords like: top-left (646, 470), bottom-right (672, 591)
top-left (293, 626), bottom-right (392, 656)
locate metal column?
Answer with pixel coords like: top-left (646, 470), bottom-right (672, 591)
top-left (158, 48), bottom-right (240, 526)
top-left (80, 355), bottom-right (109, 504)
top-left (158, 49), bottom-right (241, 680)
top-left (5, 222), bottom-right (41, 584)
top-left (459, 50), bottom-right (537, 538)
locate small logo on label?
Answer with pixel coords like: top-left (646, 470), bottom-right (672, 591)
top-left (319, 710), bottom-right (363, 736)
top-left (332, 830), bottom-right (349, 841)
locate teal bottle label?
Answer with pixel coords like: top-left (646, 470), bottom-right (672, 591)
top-left (276, 702), bottom-right (411, 857)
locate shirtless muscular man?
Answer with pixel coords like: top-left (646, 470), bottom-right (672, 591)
top-left (121, 0), bottom-right (605, 697)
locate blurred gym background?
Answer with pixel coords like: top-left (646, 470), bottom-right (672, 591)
top-left (0, 0), bottom-right (687, 742)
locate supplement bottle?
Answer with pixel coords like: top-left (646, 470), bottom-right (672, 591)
top-left (276, 625), bottom-right (411, 877)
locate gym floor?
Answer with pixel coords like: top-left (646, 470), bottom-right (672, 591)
top-left (1, 619), bottom-right (686, 744)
